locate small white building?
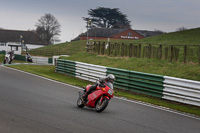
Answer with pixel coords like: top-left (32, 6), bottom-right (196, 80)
top-left (0, 29), bottom-right (47, 54)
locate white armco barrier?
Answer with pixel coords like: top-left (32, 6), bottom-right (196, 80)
top-left (163, 76), bottom-right (200, 106)
top-left (56, 59), bottom-right (200, 107)
top-left (32, 56), bottom-right (49, 64)
top-left (75, 61), bottom-right (107, 82)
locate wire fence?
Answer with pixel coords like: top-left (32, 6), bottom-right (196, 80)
top-left (90, 41), bottom-right (200, 63)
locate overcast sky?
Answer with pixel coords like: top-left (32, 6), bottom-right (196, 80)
top-left (0, 0), bottom-right (199, 42)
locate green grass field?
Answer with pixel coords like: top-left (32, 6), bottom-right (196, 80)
top-left (0, 54), bottom-right (4, 63)
top-left (60, 52), bottom-right (200, 81)
top-left (25, 28), bottom-right (200, 81)
top-left (134, 28), bottom-right (200, 45)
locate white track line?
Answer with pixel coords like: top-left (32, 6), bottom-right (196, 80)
top-left (1, 65), bottom-right (200, 120)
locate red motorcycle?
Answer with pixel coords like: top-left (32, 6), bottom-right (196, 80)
top-left (77, 83), bottom-right (114, 112)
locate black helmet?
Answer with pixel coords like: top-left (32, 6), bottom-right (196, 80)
top-left (107, 74), bottom-right (115, 83)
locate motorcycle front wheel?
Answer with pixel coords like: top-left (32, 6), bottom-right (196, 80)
top-left (77, 98), bottom-right (84, 108)
top-left (95, 98), bottom-right (109, 112)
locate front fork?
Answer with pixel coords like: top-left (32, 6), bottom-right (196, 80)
top-left (78, 91), bottom-right (83, 98)
top-left (100, 95), bottom-right (110, 103)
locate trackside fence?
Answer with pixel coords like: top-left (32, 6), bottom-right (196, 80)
top-left (55, 59), bottom-right (200, 107)
top-left (14, 54), bottom-right (53, 64)
top-left (107, 67), bottom-right (164, 98)
top-left (75, 62), bottom-right (107, 82)
top-left (56, 59), bottom-right (76, 77)
top-left (32, 56), bottom-right (52, 64)
top-left (92, 42), bottom-right (200, 64)
top-left (1, 52), bottom-right (53, 64)
top-left (163, 76), bottom-right (200, 106)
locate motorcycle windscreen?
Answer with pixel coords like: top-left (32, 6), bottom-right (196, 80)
top-left (105, 82), bottom-right (114, 90)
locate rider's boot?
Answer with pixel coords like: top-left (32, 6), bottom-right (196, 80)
top-left (81, 92), bottom-right (88, 102)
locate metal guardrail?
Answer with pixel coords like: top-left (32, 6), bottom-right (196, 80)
top-left (163, 76), bottom-right (200, 106)
top-left (55, 59), bottom-right (200, 106)
top-left (56, 59), bottom-right (76, 77)
top-left (55, 59), bottom-right (107, 81)
top-left (12, 54), bottom-right (53, 64)
top-left (75, 61), bottom-right (107, 82)
top-left (32, 56), bottom-right (52, 64)
top-left (107, 67), bottom-right (164, 98)
top-left (56, 59), bottom-right (164, 98)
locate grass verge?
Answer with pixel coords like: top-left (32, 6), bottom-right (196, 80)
top-left (60, 52), bottom-right (200, 81)
top-left (0, 55), bottom-right (4, 62)
top-left (6, 65), bottom-right (200, 117)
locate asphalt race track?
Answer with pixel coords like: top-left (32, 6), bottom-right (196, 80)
top-left (0, 65), bottom-right (200, 133)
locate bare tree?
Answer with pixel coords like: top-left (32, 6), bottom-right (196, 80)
top-left (35, 14), bottom-right (61, 45)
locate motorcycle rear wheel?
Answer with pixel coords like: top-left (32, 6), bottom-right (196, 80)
top-left (77, 98), bottom-right (84, 108)
top-left (95, 98), bottom-right (109, 112)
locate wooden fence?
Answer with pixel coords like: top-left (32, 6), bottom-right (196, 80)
top-left (91, 41), bottom-right (200, 63)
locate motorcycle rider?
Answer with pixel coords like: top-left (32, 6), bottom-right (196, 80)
top-left (26, 53), bottom-right (32, 62)
top-left (9, 51), bottom-right (14, 61)
top-left (82, 74), bottom-right (115, 101)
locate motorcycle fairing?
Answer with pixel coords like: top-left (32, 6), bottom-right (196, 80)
top-left (87, 89), bottom-right (105, 107)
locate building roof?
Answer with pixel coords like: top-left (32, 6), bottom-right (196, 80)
top-left (80, 28), bottom-right (129, 38)
top-left (75, 28), bottom-right (163, 39)
top-left (134, 30), bottom-right (164, 37)
top-left (0, 29), bottom-right (47, 45)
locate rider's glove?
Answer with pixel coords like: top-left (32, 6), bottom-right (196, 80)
top-left (96, 81), bottom-right (101, 86)
top-left (99, 84), bottom-right (105, 88)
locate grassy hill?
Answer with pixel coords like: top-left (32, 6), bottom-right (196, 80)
top-left (28, 27), bottom-right (200, 56)
top-left (87, 27), bottom-right (200, 45)
top-left (26, 41), bottom-right (86, 56)
top-left (133, 27), bottom-right (200, 45)
top-left (28, 28), bottom-right (200, 81)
